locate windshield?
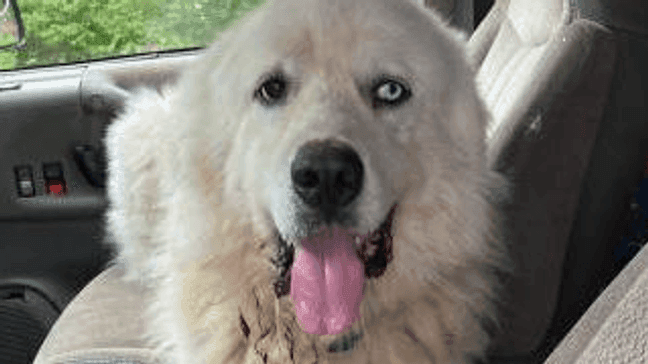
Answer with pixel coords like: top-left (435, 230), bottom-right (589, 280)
top-left (0, 0), bottom-right (265, 71)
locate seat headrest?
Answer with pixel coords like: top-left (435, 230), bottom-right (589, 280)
top-left (507, 0), bottom-right (568, 46)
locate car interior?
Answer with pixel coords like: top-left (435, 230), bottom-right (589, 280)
top-left (0, 0), bottom-right (646, 363)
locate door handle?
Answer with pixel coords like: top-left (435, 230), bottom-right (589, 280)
top-left (73, 145), bottom-right (106, 188)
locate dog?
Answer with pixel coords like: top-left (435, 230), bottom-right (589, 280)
top-left (105, 0), bottom-right (512, 363)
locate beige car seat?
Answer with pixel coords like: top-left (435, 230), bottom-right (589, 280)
top-left (32, 0), bottom-right (648, 363)
top-left (469, 0), bottom-right (648, 362)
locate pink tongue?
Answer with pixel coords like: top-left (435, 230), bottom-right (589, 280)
top-left (290, 227), bottom-right (364, 335)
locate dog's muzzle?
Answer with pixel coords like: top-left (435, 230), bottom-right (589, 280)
top-left (269, 138), bottom-right (397, 352)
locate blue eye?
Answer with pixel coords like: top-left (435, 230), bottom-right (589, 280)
top-left (371, 78), bottom-right (411, 108)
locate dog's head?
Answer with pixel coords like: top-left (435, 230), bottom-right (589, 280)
top-left (170, 0), bottom-right (506, 359)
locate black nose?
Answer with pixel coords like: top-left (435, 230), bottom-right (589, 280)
top-left (290, 139), bottom-right (364, 216)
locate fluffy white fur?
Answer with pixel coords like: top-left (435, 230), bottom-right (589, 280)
top-left (104, 0), bottom-right (512, 363)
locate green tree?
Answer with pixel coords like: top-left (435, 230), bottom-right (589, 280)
top-left (0, 0), bottom-right (264, 71)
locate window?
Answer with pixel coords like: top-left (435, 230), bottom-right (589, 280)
top-left (0, 0), bottom-right (265, 71)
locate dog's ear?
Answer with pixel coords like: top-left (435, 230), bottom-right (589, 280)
top-left (419, 0), bottom-right (454, 16)
top-left (415, 0), bottom-right (470, 43)
top-left (449, 74), bottom-right (489, 155)
top-left (104, 86), bottom-right (175, 283)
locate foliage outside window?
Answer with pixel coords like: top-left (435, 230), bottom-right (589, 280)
top-left (0, 0), bottom-right (264, 71)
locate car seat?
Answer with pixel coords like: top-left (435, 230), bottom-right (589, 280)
top-left (32, 0), bottom-right (648, 363)
top-left (468, 0), bottom-right (648, 362)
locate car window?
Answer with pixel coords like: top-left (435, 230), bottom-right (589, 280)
top-left (0, 0), bottom-right (265, 72)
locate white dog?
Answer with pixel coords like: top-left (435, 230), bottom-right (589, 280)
top-left (105, 0), bottom-right (512, 363)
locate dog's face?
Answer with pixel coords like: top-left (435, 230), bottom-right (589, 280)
top-left (181, 0), bottom-right (491, 355)
top-left (205, 0), bottom-right (486, 239)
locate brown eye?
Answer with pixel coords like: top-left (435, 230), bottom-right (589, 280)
top-left (256, 74), bottom-right (288, 106)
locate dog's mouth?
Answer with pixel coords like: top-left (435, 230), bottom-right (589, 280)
top-left (271, 203), bottom-right (397, 296)
top-left (270, 204), bottom-right (397, 353)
